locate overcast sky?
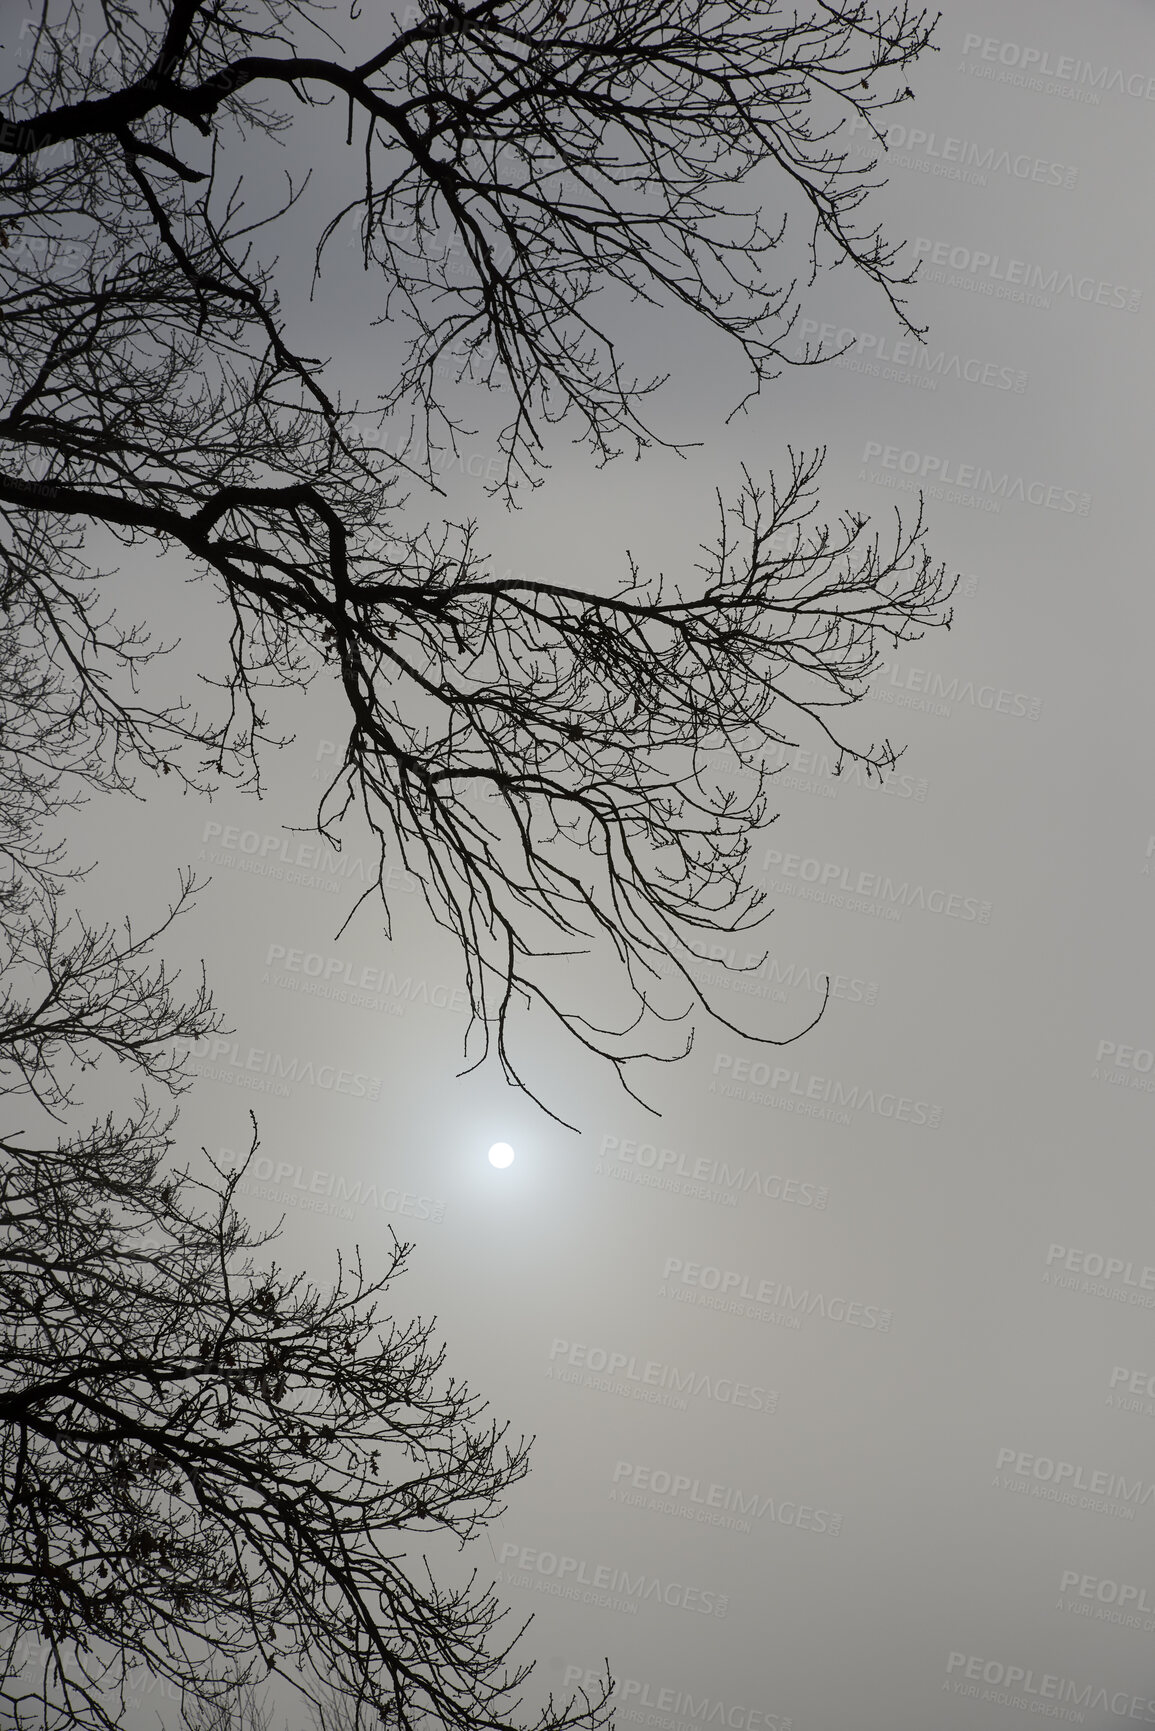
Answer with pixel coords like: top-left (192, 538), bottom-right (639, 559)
top-left (73, 1), bottom-right (1155, 1726)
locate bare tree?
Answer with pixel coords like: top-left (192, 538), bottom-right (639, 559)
top-left (181, 1677), bottom-right (272, 1731)
top-left (308, 1681), bottom-right (400, 1731)
top-left (0, 600), bottom-right (216, 1124)
top-left (0, 5), bottom-right (954, 1724)
top-left (2, 1122), bottom-right (613, 1731)
top-left (0, 0), bottom-right (954, 1116)
top-left (182, 1673), bottom-right (402, 1729)
top-left (0, 608), bottom-right (613, 1731)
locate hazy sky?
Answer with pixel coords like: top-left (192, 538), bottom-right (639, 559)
top-left (71, 2), bottom-right (1155, 1726)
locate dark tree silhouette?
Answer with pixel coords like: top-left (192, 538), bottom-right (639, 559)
top-left (0, 0), bottom-right (954, 1115)
top-left (182, 1681), bottom-right (273, 1731)
top-left (0, 612), bottom-right (612, 1731)
top-left (1, 1128), bottom-right (601, 1731)
top-left (0, 3), bottom-right (954, 1724)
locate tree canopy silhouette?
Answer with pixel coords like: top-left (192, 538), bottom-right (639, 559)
top-left (0, 0), bottom-right (953, 1115)
top-left (0, 2), bottom-right (954, 1726)
top-left (0, 605), bottom-right (613, 1731)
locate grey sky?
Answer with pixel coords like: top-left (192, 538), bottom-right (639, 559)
top-left (67, 1), bottom-right (1155, 1725)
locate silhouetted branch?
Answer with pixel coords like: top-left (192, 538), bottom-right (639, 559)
top-left (0, 0), bottom-right (953, 1115)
